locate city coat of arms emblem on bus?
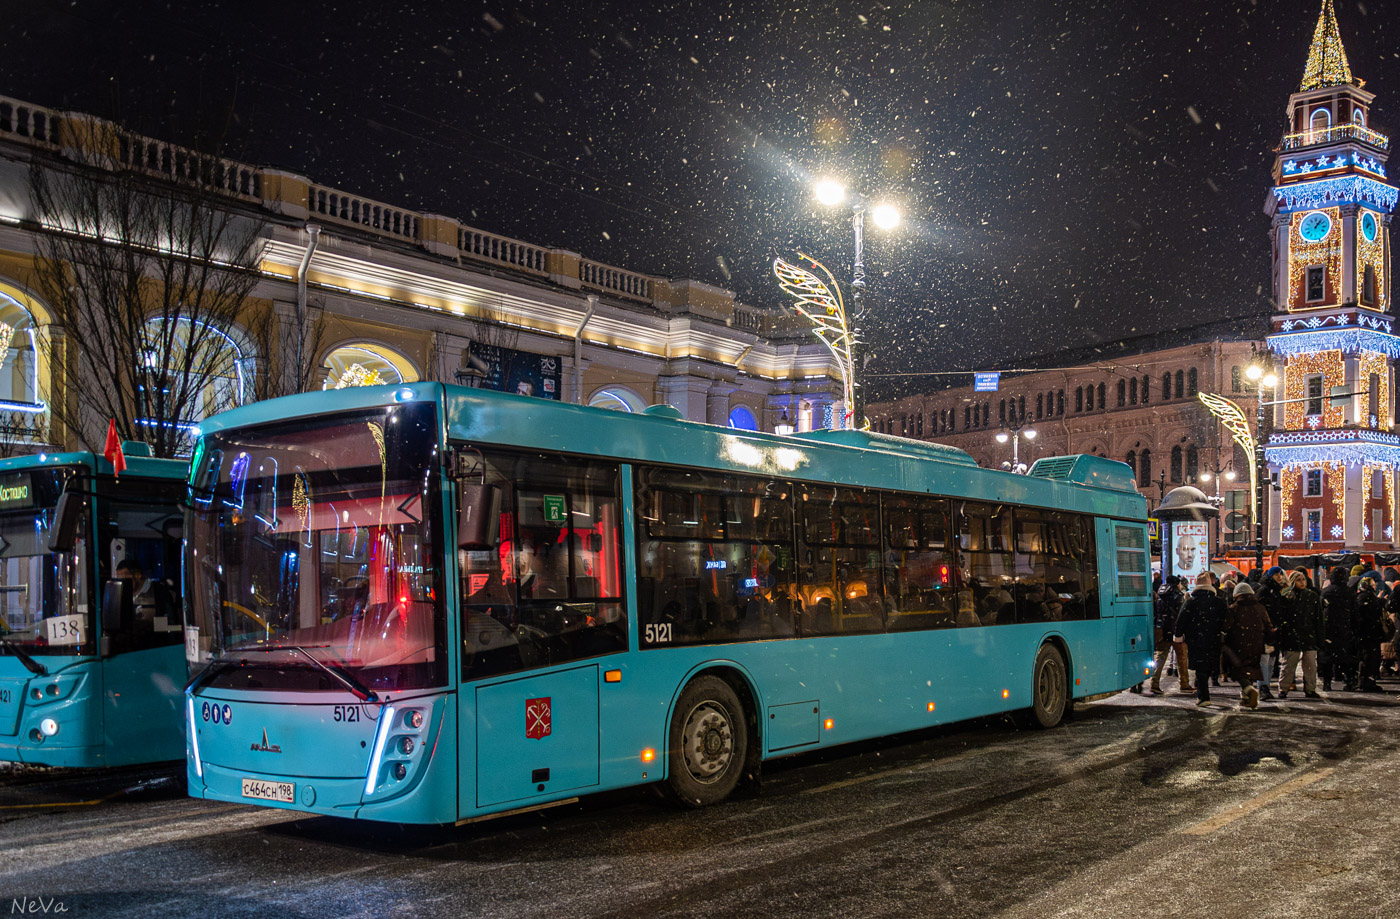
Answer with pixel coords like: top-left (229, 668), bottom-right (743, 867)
top-left (525, 697), bottom-right (552, 739)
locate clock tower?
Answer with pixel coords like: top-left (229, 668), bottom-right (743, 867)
top-left (1264, 0), bottom-right (1400, 552)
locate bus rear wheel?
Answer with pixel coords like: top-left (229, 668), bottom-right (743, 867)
top-left (1017, 643), bottom-right (1068, 729)
top-left (665, 675), bottom-right (748, 807)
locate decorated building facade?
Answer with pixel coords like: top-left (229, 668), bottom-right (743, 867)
top-left (1264, 0), bottom-right (1400, 552)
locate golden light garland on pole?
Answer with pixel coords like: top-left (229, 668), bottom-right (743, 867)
top-left (773, 251), bottom-right (857, 429)
top-left (1198, 392), bottom-right (1259, 531)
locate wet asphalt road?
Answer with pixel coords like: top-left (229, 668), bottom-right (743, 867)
top-left (2, 682), bottom-right (1399, 919)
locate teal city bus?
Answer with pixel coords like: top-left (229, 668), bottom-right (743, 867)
top-left (0, 447), bottom-right (188, 767)
top-left (182, 383), bottom-right (1152, 823)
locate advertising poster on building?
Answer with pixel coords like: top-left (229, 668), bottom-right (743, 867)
top-left (469, 344), bottom-right (561, 401)
top-left (1170, 520), bottom-right (1209, 590)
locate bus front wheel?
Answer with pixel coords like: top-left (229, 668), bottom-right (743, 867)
top-left (665, 675), bottom-right (748, 807)
top-left (1017, 643), bottom-right (1068, 729)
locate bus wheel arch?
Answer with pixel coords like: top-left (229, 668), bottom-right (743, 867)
top-left (1016, 640), bottom-right (1071, 730)
top-left (662, 668), bottom-right (758, 807)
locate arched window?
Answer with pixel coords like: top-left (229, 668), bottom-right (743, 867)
top-left (1363, 263), bottom-right (1377, 305)
top-left (1370, 372), bottom-right (1381, 422)
top-left (1097, 383), bottom-right (1106, 408)
top-left (1139, 449), bottom-right (1151, 487)
top-left (321, 343), bottom-right (417, 390)
top-left (1086, 386), bottom-right (1094, 411)
top-left (1018, 395), bottom-right (1026, 420)
top-left (1117, 380), bottom-right (1126, 407)
top-left (1129, 377), bottom-right (1138, 405)
top-left (1186, 445), bottom-right (1199, 481)
top-left (1141, 375), bottom-right (1150, 404)
top-left (0, 291), bottom-right (42, 410)
top-left (1170, 445), bottom-right (1183, 483)
top-left (1036, 393), bottom-right (1044, 419)
top-left (143, 316), bottom-right (250, 426)
top-left (1354, 108), bottom-right (1367, 127)
top-left (1125, 450), bottom-right (1137, 480)
top-left (1187, 367), bottom-right (1198, 396)
top-left (1174, 370), bottom-right (1184, 399)
top-left (1161, 373), bottom-right (1171, 401)
top-left (965, 406), bottom-right (971, 428)
top-left (1057, 390), bottom-right (1065, 415)
top-left (1075, 387), bottom-right (1084, 412)
top-left (727, 405), bottom-right (757, 430)
top-left (588, 387), bottom-right (645, 412)
top-left (1311, 107), bottom-right (1331, 131)
top-left (1231, 366), bottom-right (1242, 393)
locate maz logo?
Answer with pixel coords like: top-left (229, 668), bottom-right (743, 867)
top-left (250, 729), bottom-right (283, 753)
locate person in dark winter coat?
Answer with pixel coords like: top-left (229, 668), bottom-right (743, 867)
top-left (1319, 566), bottom-right (1358, 691)
top-left (1150, 576), bottom-right (1191, 694)
top-left (1222, 582), bottom-right (1273, 708)
top-left (1174, 581), bottom-right (1228, 706)
top-left (1354, 576), bottom-right (1388, 693)
top-left (1254, 566), bottom-right (1289, 699)
top-left (1277, 568), bottom-right (1324, 698)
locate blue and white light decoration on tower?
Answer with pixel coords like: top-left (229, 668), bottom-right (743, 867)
top-left (1262, 0), bottom-right (1400, 552)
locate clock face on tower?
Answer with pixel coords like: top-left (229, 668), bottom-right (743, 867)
top-left (1298, 210), bottom-right (1333, 242)
top-left (1362, 211), bottom-right (1379, 242)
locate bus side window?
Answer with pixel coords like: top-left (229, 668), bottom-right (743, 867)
top-left (102, 486), bottom-right (184, 654)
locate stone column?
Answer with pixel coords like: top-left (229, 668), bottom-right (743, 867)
top-left (1344, 463), bottom-right (1364, 547)
top-left (656, 377), bottom-right (711, 422)
top-left (706, 383), bottom-right (737, 426)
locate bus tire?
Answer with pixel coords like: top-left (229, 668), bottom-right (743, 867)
top-left (1018, 643), bottom-right (1068, 729)
top-left (665, 675), bottom-right (748, 807)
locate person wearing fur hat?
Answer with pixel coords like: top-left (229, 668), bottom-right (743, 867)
top-left (1320, 566), bottom-right (1358, 692)
top-left (1174, 579), bottom-right (1228, 706)
top-left (1223, 582), bottom-right (1273, 708)
top-left (1277, 568), bottom-right (1324, 699)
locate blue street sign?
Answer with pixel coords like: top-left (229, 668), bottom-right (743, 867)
top-left (973, 372), bottom-right (1000, 392)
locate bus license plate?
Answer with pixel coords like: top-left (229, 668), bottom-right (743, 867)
top-left (241, 778), bottom-right (295, 803)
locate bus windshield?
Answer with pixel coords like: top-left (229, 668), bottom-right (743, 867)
top-left (0, 468), bottom-right (91, 656)
top-left (185, 402), bottom-right (446, 692)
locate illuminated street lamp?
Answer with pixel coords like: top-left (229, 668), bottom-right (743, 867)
top-left (812, 177), bottom-right (901, 430)
top-left (996, 422), bottom-right (1037, 474)
top-left (1245, 363), bottom-right (1279, 571)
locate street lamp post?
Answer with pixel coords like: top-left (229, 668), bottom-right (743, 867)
top-left (1245, 363), bottom-right (1279, 572)
top-left (814, 179), bottom-right (900, 430)
top-left (996, 421), bottom-right (1037, 474)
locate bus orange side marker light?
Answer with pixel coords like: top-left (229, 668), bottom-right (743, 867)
top-left (823, 718), bottom-right (834, 730)
top-left (927, 702), bottom-right (936, 712)
top-left (605, 670), bottom-right (622, 683)
top-left (1075, 678), bottom-right (1081, 686)
top-left (641, 748), bottom-right (655, 763)
top-left (1001, 689), bottom-right (1010, 699)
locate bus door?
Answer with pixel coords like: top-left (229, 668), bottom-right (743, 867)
top-left (1105, 520), bottom-right (1153, 686)
top-left (97, 480), bottom-right (186, 764)
top-left (454, 449), bottom-right (625, 816)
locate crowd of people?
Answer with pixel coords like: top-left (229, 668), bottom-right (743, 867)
top-left (1146, 564), bottom-right (1399, 708)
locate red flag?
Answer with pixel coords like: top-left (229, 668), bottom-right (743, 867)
top-left (103, 419), bottom-right (126, 478)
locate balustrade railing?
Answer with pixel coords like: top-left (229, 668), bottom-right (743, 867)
top-left (458, 228), bottom-right (547, 275)
top-left (1282, 122), bottom-right (1390, 151)
top-left (580, 259), bottom-right (652, 301)
top-left (0, 97), bottom-right (62, 147)
top-left (309, 186), bottom-right (418, 240)
top-left (121, 136), bottom-right (261, 198)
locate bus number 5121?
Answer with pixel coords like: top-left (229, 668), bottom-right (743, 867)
top-left (645, 623), bottom-right (672, 644)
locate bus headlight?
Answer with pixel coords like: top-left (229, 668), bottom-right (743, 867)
top-left (38, 718), bottom-right (59, 737)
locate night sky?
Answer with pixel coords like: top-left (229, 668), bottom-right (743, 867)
top-left (2, 1), bottom-right (1397, 398)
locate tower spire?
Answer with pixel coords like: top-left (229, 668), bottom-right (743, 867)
top-left (1299, 0), bottom-right (1353, 92)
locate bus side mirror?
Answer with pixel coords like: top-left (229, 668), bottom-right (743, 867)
top-left (458, 482), bottom-right (502, 549)
top-left (48, 492), bottom-right (83, 554)
top-left (102, 579), bottom-right (135, 635)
